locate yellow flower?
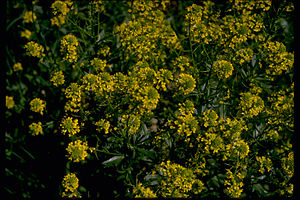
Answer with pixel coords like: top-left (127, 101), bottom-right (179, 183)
top-left (136, 86), bottom-right (160, 111)
top-left (282, 152), bottom-right (294, 178)
top-left (51, 0), bottom-right (73, 16)
top-left (213, 60), bottom-right (234, 79)
top-left (177, 73), bottom-right (196, 95)
top-left (13, 62), bottom-right (23, 72)
top-left (256, 156), bottom-right (272, 174)
top-left (133, 183), bottom-right (157, 198)
top-left (172, 56), bottom-right (191, 71)
top-left (157, 161), bottom-right (204, 197)
top-left (156, 68), bottom-right (173, 91)
top-left (29, 122), bottom-right (43, 136)
top-left (23, 11), bottom-right (37, 23)
top-left (6, 96), bottom-right (15, 109)
top-left (60, 34), bottom-right (79, 63)
top-left (24, 41), bottom-right (45, 58)
top-left (90, 58), bottom-right (109, 72)
top-left (60, 117), bottom-right (80, 137)
top-left (64, 83), bottom-right (82, 113)
top-left (202, 109), bottom-right (219, 127)
top-left (50, 15), bottom-right (66, 26)
top-left (120, 114), bottom-right (141, 135)
top-left (95, 119), bottom-right (110, 134)
top-left (239, 92), bottom-right (264, 118)
top-left (20, 29), bottom-right (32, 39)
top-left (66, 140), bottom-right (89, 162)
top-left (30, 98), bottom-right (46, 115)
top-left (50, 70), bottom-right (65, 86)
top-left (224, 169), bottom-right (244, 198)
top-left (62, 173), bottom-right (79, 193)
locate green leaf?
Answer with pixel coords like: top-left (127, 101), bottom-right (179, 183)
top-left (102, 155), bottom-right (124, 167)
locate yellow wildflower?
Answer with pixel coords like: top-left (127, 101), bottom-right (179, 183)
top-left (23, 11), bottom-right (36, 23)
top-left (24, 41), bottom-right (45, 58)
top-left (213, 60), bottom-right (234, 79)
top-left (20, 29), bottom-right (32, 39)
top-left (177, 73), bottom-right (196, 95)
top-left (29, 122), bottom-right (43, 136)
top-left (133, 183), bottom-right (157, 198)
top-left (60, 117), bottom-right (80, 137)
top-left (50, 70), bottom-right (65, 86)
top-left (60, 34), bottom-right (79, 63)
top-left (66, 140), bottom-right (89, 162)
top-left (6, 96), bottom-right (15, 109)
top-left (13, 62), bottom-right (23, 72)
top-left (61, 173), bottom-right (81, 198)
top-left (30, 98), bottom-right (46, 115)
top-left (95, 119), bottom-right (110, 134)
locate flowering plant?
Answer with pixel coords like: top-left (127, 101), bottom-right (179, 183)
top-left (6, 0), bottom-right (294, 198)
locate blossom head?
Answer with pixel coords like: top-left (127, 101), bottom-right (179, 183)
top-left (29, 122), bottom-right (43, 136)
top-left (24, 41), bottom-right (45, 58)
top-left (213, 60), bottom-right (234, 79)
top-left (66, 140), bottom-right (89, 162)
top-left (6, 96), bottom-right (15, 109)
top-left (60, 117), bottom-right (80, 137)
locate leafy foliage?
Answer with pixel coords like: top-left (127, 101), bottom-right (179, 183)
top-left (5, 0), bottom-right (294, 198)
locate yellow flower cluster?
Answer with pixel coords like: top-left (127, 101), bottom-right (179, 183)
top-left (265, 85), bottom-right (294, 142)
top-left (50, 70), bottom-right (65, 86)
top-left (223, 118), bottom-right (248, 140)
top-left (116, 0), bottom-right (181, 63)
top-left (177, 73), bottom-right (196, 95)
top-left (20, 29), bottom-right (32, 39)
top-left (224, 169), bottom-right (245, 198)
top-left (256, 156), bottom-right (272, 174)
top-left (202, 132), bottom-right (224, 154)
top-left (95, 119), bottom-right (110, 134)
top-left (90, 58), bottom-right (110, 72)
top-left (60, 34), bottom-right (79, 63)
top-left (172, 56), bottom-right (192, 72)
top-left (6, 96), bottom-right (15, 109)
top-left (239, 92), bottom-right (264, 118)
top-left (13, 62), bottom-right (23, 72)
top-left (225, 138), bottom-right (249, 160)
top-left (64, 83), bottom-right (82, 113)
top-left (261, 41), bottom-right (294, 77)
top-left (231, 0), bottom-right (271, 12)
top-left (157, 160), bottom-right (204, 198)
top-left (202, 109), bottom-right (219, 127)
top-left (234, 48), bottom-right (254, 65)
top-left (133, 183), bottom-right (157, 198)
top-left (24, 41), bottom-right (45, 58)
top-left (135, 86), bottom-right (160, 111)
top-left (29, 98), bottom-right (46, 115)
top-left (60, 117), bottom-right (80, 137)
top-left (213, 60), bottom-right (234, 79)
top-left (185, 2), bottom-right (222, 45)
top-left (29, 122), bottom-right (43, 136)
top-left (15, 0), bottom-right (292, 198)
top-left (97, 46), bottom-right (110, 57)
top-left (282, 152), bottom-right (294, 178)
top-left (91, 0), bottom-right (105, 13)
top-left (23, 11), bottom-right (37, 23)
top-left (173, 100), bottom-right (198, 141)
top-left (66, 140), bottom-right (89, 162)
top-left (50, 0), bottom-right (73, 26)
top-left (62, 173), bottom-right (81, 198)
top-left (156, 68), bottom-right (173, 91)
top-left (120, 114), bottom-right (141, 135)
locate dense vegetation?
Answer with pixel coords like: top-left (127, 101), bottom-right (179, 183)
top-left (5, 0), bottom-right (294, 198)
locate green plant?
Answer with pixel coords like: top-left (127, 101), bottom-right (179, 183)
top-left (5, 0), bottom-right (294, 198)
